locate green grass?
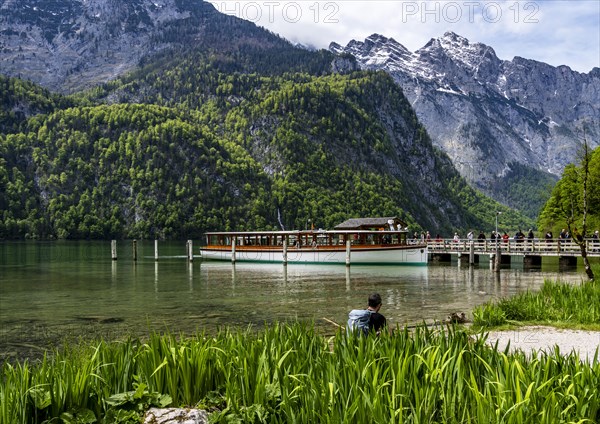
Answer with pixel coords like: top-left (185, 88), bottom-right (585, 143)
top-left (473, 278), bottom-right (600, 330)
top-left (1, 323), bottom-right (599, 423)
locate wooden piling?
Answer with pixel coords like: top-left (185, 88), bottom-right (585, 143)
top-left (231, 238), bottom-right (236, 263)
top-left (494, 244), bottom-right (500, 271)
top-left (469, 241), bottom-right (475, 265)
top-left (111, 240), bottom-right (117, 260)
top-left (187, 240), bottom-right (193, 262)
top-left (132, 240), bottom-right (137, 262)
top-left (154, 240), bottom-right (159, 261)
top-left (283, 240), bottom-right (288, 265)
top-left (458, 252), bottom-right (469, 267)
top-left (345, 240), bottom-right (351, 266)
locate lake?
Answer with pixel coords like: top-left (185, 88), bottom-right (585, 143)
top-left (0, 240), bottom-right (588, 363)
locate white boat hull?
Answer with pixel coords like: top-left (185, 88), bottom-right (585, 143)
top-left (200, 246), bottom-right (428, 265)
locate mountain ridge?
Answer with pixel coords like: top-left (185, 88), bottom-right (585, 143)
top-left (330, 31), bottom-right (599, 217)
top-left (0, 0), bottom-right (333, 93)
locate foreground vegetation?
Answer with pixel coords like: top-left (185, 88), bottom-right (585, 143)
top-left (473, 278), bottom-right (600, 329)
top-left (1, 320), bottom-right (598, 424)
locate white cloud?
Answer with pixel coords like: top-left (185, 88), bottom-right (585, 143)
top-left (209, 0), bottom-right (600, 72)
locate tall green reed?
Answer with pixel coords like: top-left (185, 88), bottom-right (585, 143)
top-left (2, 322), bottom-right (599, 424)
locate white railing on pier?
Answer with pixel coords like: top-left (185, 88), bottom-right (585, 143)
top-left (427, 239), bottom-right (600, 257)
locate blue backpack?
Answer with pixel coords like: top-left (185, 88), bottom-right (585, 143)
top-left (347, 309), bottom-right (373, 336)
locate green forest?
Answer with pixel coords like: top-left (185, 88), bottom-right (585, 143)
top-left (1, 66), bottom-right (536, 240)
top-left (490, 161), bottom-right (559, 220)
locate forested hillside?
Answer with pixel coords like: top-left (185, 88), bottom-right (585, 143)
top-left (0, 68), bottom-right (531, 239)
top-left (490, 162), bottom-right (559, 220)
top-left (1, 103), bottom-right (275, 239)
top-left (0, 76), bottom-right (77, 133)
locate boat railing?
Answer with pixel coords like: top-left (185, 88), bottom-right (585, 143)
top-left (205, 230), bottom-right (417, 248)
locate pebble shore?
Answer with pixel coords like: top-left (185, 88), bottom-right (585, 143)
top-left (484, 326), bottom-right (600, 362)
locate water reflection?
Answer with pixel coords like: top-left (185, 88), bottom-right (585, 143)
top-left (154, 262), bottom-right (159, 298)
top-left (346, 267), bottom-right (350, 291)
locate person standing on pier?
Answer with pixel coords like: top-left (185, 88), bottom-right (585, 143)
top-left (527, 229), bottom-right (535, 251)
top-left (545, 230), bottom-right (553, 251)
top-left (477, 230), bottom-right (486, 245)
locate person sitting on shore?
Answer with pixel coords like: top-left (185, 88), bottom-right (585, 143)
top-left (347, 293), bottom-right (387, 336)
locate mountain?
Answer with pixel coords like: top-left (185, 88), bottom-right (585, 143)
top-left (0, 2), bottom-right (534, 239)
top-left (330, 32), bottom-right (600, 218)
top-left (0, 0), bottom-right (334, 93)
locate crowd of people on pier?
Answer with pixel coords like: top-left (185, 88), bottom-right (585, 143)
top-left (420, 229), bottom-right (600, 242)
top-left (419, 228), bottom-right (600, 252)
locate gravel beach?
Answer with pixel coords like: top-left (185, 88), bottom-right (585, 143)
top-left (483, 326), bottom-right (600, 363)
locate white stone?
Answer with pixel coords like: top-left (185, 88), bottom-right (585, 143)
top-left (143, 408), bottom-right (208, 424)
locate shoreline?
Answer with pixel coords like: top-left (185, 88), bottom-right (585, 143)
top-left (483, 326), bottom-right (600, 363)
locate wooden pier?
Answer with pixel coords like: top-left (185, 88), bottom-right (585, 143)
top-left (427, 238), bottom-right (600, 267)
top-left (109, 238), bottom-right (600, 268)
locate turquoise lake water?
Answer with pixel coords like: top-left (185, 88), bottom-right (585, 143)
top-left (0, 240), bottom-right (588, 362)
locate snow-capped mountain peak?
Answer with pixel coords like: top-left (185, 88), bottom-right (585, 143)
top-left (331, 33), bottom-right (415, 70)
top-left (330, 32), bottom-right (600, 206)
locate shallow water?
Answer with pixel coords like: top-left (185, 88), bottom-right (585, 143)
top-left (0, 241), bottom-right (588, 362)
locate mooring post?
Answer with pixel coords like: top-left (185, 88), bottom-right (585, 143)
top-left (132, 240), bottom-right (138, 262)
top-left (346, 239), bottom-right (351, 266)
top-left (283, 239), bottom-right (288, 265)
top-left (231, 238), bottom-right (236, 263)
top-left (469, 241), bottom-right (475, 265)
top-left (494, 244), bottom-right (500, 272)
top-left (187, 240), bottom-right (193, 262)
top-left (154, 240), bottom-right (159, 261)
top-left (111, 240), bottom-right (117, 260)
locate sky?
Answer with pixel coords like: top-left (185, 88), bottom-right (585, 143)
top-left (208, 0), bottom-right (600, 73)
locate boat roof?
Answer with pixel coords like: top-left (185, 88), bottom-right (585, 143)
top-left (204, 229), bottom-right (409, 236)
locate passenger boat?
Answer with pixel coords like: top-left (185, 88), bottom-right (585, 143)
top-left (199, 217), bottom-right (428, 265)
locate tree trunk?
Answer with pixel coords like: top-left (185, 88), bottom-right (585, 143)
top-left (579, 138), bottom-right (595, 282)
top-left (579, 244), bottom-right (595, 282)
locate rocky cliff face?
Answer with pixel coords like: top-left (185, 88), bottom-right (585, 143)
top-left (330, 32), bottom-right (600, 201)
top-left (0, 0), bottom-right (335, 94)
top-left (0, 0), bottom-right (221, 93)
